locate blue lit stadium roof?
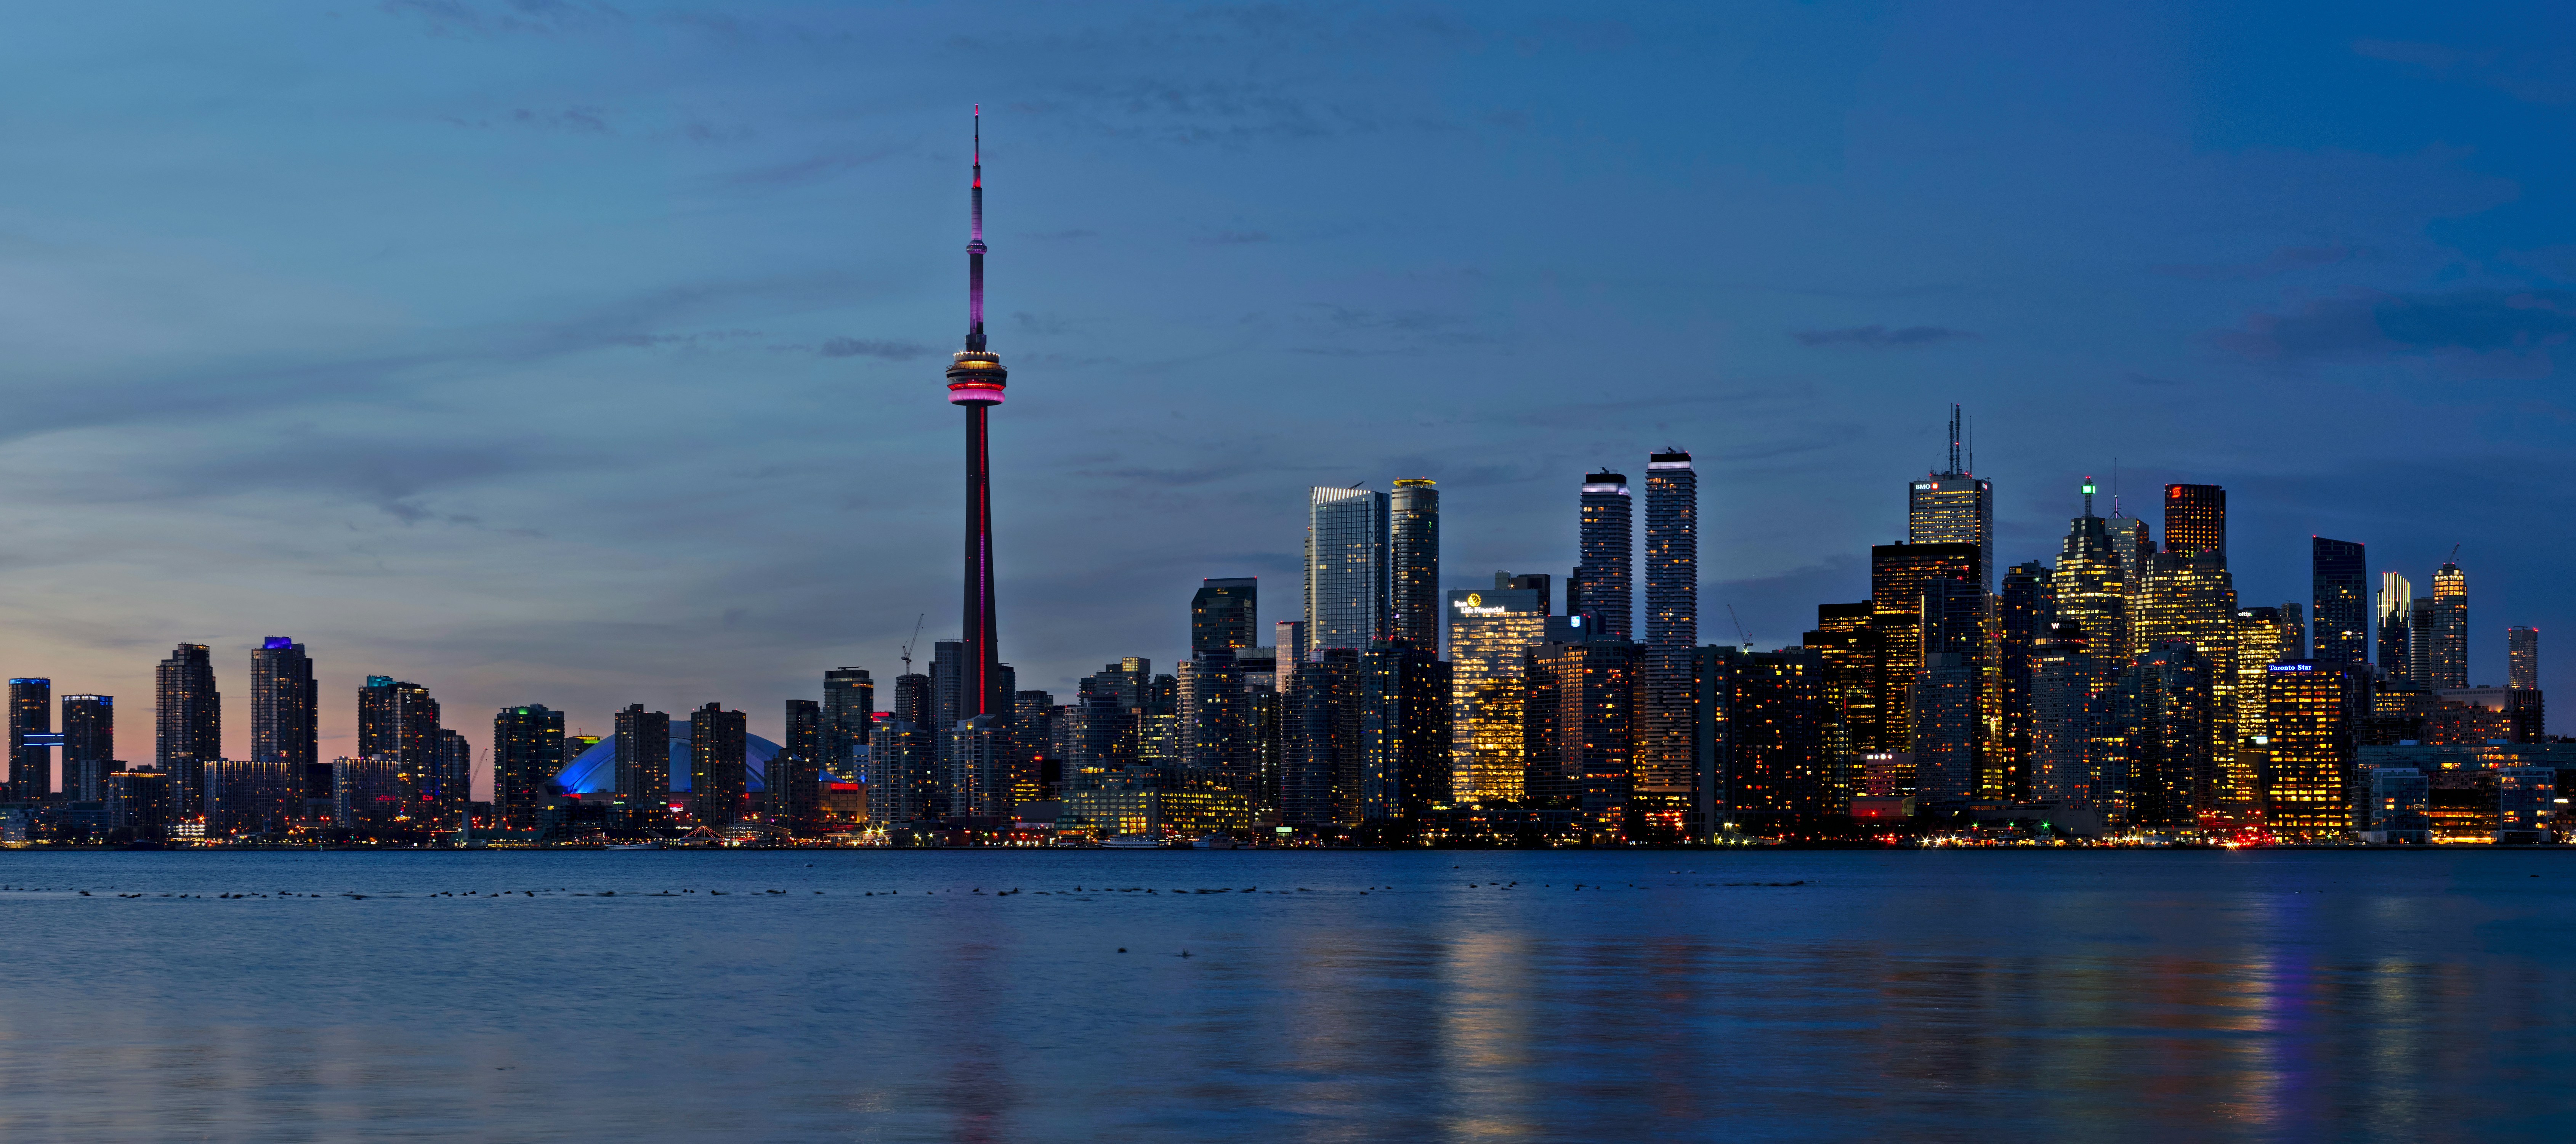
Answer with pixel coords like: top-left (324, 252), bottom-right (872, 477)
top-left (553, 727), bottom-right (783, 794)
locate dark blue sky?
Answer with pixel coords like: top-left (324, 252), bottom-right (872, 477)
top-left (2, 1), bottom-right (2570, 770)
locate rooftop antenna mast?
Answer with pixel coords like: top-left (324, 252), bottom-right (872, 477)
top-left (900, 613), bottom-right (924, 675)
top-left (1946, 403), bottom-right (1962, 475)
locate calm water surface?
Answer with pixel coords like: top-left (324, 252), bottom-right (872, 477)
top-left (0, 849), bottom-right (2568, 1141)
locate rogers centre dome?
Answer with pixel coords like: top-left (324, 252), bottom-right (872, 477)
top-left (553, 729), bottom-right (785, 794)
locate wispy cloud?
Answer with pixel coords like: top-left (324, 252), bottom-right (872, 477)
top-left (816, 337), bottom-right (931, 361)
top-left (1791, 325), bottom-right (1976, 348)
top-left (2214, 289), bottom-right (2576, 364)
top-left (2152, 245), bottom-right (2360, 281)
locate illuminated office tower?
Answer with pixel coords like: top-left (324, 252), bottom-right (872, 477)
top-left (1869, 542), bottom-right (1981, 752)
top-left (249, 637), bottom-right (322, 801)
top-left (1390, 481), bottom-right (1440, 650)
top-left (2415, 561), bottom-right (2468, 689)
top-left (2133, 553), bottom-right (2236, 756)
top-left (1638, 451), bottom-right (1698, 832)
top-left (2028, 620), bottom-right (2096, 806)
top-left (2510, 627), bottom-right (2539, 690)
top-left (613, 704), bottom-right (671, 820)
top-left (1274, 620), bottom-right (1306, 671)
top-left (1907, 406), bottom-right (1994, 590)
top-left (8, 678), bottom-right (48, 799)
top-left (2376, 573), bottom-right (2413, 682)
top-left (1177, 648), bottom-right (1247, 775)
top-left (1526, 634), bottom-right (1643, 842)
top-left (2162, 483), bottom-right (2225, 563)
top-left (61, 694), bottom-right (111, 804)
top-left (2103, 512), bottom-right (2150, 599)
top-left (1992, 562), bottom-right (2057, 800)
top-left (491, 704), bottom-right (565, 830)
top-left (2311, 538), bottom-right (2368, 667)
top-left (1803, 602), bottom-right (1881, 803)
top-left (156, 643), bottom-right (220, 817)
top-left (1568, 470), bottom-right (1633, 640)
top-left (2262, 661), bottom-right (2363, 836)
top-left (2054, 478), bottom-right (2130, 679)
top-left (1447, 580), bottom-right (1547, 802)
top-left (1305, 486), bottom-right (1390, 652)
top-left (1191, 578), bottom-right (1260, 654)
top-left (689, 703), bottom-right (749, 828)
top-left (2228, 605), bottom-right (2297, 806)
top-left (2108, 642), bottom-right (2215, 828)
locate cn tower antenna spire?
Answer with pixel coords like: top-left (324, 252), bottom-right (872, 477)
top-left (967, 105), bottom-right (986, 353)
top-left (945, 107), bottom-right (1008, 725)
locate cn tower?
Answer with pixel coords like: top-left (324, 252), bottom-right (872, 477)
top-left (944, 108), bottom-right (1007, 720)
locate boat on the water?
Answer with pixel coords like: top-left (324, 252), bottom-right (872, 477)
top-left (1099, 835), bottom-right (1163, 849)
top-left (606, 841), bottom-right (664, 851)
top-left (1191, 834), bottom-right (1235, 850)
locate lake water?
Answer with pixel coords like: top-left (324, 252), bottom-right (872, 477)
top-left (0, 848), bottom-right (2568, 1141)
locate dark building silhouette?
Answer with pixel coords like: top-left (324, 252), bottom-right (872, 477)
top-left (2311, 538), bottom-right (2369, 667)
top-left (778, 698), bottom-right (822, 833)
top-left (689, 703), bottom-right (749, 828)
top-left (250, 637), bottom-right (321, 801)
top-left (613, 704), bottom-right (671, 820)
top-left (1360, 641), bottom-right (1449, 823)
top-left (2109, 641), bottom-right (2216, 827)
top-left (1190, 578), bottom-right (1259, 655)
top-left (491, 704), bottom-right (565, 830)
top-left (8, 678), bottom-right (49, 799)
top-left (1994, 561), bottom-right (2057, 801)
top-left (1390, 480), bottom-right (1441, 651)
top-left (2377, 573), bottom-right (2413, 683)
top-left (822, 667), bottom-right (873, 782)
top-left (155, 639), bottom-right (219, 819)
top-left (893, 672), bottom-right (931, 730)
top-left (1702, 646), bottom-right (1828, 826)
top-left (1528, 633), bottom-right (1642, 842)
top-left (2510, 626), bottom-right (2539, 691)
top-left (1281, 648), bottom-right (1362, 829)
top-left (61, 693), bottom-right (112, 804)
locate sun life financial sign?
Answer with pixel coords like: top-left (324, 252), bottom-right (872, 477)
top-left (1452, 592), bottom-right (1510, 617)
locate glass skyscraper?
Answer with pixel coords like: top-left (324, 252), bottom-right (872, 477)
top-left (1389, 481), bottom-right (1439, 651)
top-left (822, 667), bottom-right (873, 782)
top-left (1305, 486), bottom-right (1390, 652)
top-left (491, 704), bottom-right (565, 830)
top-left (1907, 406), bottom-right (1993, 590)
top-left (690, 703), bottom-right (749, 828)
top-left (1190, 578), bottom-right (1259, 654)
top-left (2376, 573), bottom-right (2412, 682)
top-left (8, 678), bottom-right (50, 799)
top-left (2419, 561), bottom-right (2468, 689)
top-left (61, 693), bottom-right (112, 804)
top-left (1639, 451), bottom-right (1698, 833)
top-left (1569, 471), bottom-right (1633, 640)
top-left (2310, 538), bottom-right (2369, 667)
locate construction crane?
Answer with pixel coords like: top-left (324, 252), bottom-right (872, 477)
top-left (899, 613), bottom-right (925, 675)
top-left (1728, 605), bottom-right (1754, 651)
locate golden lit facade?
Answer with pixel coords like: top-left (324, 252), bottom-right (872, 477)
top-left (2262, 662), bottom-right (2359, 836)
top-left (1446, 586), bottom-right (1546, 802)
top-left (2133, 557), bottom-right (2237, 761)
top-left (2227, 606), bottom-right (2294, 808)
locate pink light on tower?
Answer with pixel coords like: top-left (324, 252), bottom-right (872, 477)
top-left (945, 108), bottom-right (1008, 720)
